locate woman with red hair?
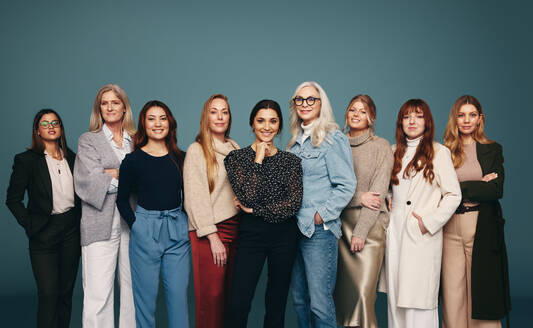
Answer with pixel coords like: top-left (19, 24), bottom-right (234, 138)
top-left (385, 99), bottom-right (461, 328)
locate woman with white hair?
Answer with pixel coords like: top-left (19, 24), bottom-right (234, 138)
top-left (74, 84), bottom-right (136, 327)
top-left (288, 81), bottom-right (356, 327)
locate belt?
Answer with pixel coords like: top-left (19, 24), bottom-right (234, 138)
top-left (455, 203), bottom-right (480, 214)
top-left (153, 209), bottom-right (183, 242)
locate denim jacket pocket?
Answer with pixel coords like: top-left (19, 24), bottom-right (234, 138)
top-left (300, 150), bottom-right (325, 176)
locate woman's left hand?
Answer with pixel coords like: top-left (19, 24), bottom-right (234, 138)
top-left (412, 211), bottom-right (428, 234)
top-left (234, 197), bottom-right (253, 214)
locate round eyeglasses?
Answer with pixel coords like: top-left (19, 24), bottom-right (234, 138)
top-left (293, 96), bottom-right (321, 106)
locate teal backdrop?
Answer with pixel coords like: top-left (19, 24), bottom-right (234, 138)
top-left (1, 0), bottom-right (531, 326)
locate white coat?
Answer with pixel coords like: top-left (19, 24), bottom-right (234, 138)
top-left (391, 142), bottom-right (461, 309)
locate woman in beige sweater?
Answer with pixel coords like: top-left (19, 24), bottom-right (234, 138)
top-left (183, 94), bottom-right (240, 328)
top-left (333, 94), bottom-right (393, 328)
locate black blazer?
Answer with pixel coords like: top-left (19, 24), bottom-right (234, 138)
top-left (460, 142), bottom-right (511, 320)
top-left (5, 148), bottom-right (81, 238)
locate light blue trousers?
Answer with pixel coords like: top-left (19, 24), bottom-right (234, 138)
top-left (129, 205), bottom-right (191, 328)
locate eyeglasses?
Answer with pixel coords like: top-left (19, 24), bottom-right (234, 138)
top-left (293, 96), bottom-right (321, 106)
top-left (39, 120), bottom-right (61, 128)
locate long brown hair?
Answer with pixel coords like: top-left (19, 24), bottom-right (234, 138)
top-left (391, 99), bottom-right (435, 185)
top-left (196, 94), bottom-right (232, 193)
top-left (444, 95), bottom-right (492, 168)
top-left (30, 109), bottom-right (68, 154)
top-left (133, 100), bottom-right (184, 173)
top-left (343, 94), bottom-right (377, 133)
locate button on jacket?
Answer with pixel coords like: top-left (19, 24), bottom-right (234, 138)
top-left (289, 129), bottom-right (356, 238)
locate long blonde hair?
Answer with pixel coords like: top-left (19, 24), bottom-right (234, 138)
top-left (196, 94), bottom-right (232, 193)
top-left (287, 81), bottom-right (338, 149)
top-left (89, 84), bottom-right (136, 136)
top-left (444, 95), bottom-right (492, 168)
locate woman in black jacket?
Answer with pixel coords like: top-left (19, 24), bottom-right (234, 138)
top-left (442, 95), bottom-right (510, 328)
top-left (6, 109), bottom-right (81, 328)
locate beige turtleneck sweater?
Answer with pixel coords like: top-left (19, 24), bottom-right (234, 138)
top-left (345, 129), bottom-right (394, 239)
top-left (184, 137), bottom-right (240, 237)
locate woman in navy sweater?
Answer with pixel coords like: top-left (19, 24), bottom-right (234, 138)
top-left (116, 100), bottom-right (190, 328)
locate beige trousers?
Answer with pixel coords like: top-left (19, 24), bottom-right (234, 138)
top-left (441, 212), bottom-right (501, 328)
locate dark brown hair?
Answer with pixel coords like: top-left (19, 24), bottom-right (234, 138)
top-left (30, 109), bottom-right (68, 154)
top-left (133, 100), bottom-right (184, 173)
top-left (391, 99), bottom-right (435, 185)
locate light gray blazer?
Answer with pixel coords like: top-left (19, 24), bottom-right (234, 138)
top-left (74, 130), bottom-right (134, 246)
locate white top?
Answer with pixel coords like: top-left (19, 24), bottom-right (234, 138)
top-left (44, 150), bottom-right (75, 214)
top-left (103, 124), bottom-right (132, 193)
top-left (300, 120), bottom-right (315, 144)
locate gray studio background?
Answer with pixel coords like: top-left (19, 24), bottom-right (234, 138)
top-left (1, 0), bottom-right (531, 326)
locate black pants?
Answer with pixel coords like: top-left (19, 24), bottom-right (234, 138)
top-left (29, 209), bottom-right (81, 328)
top-left (225, 213), bottom-right (298, 328)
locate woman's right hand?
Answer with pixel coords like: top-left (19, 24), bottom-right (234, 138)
top-left (254, 142), bottom-right (271, 164)
top-left (361, 191), bottom-right (381, 210)
top-left (481, 172), bottom-right (498, 182)
top-left (104, 168), bottom-right (119, 179)
top-left (207, 233), bottom-right (227, 267)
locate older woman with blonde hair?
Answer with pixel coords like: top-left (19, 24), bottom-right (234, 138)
top-left (441, 95), bottom-right (510, 328)
top-left (288, 81), bottom-right (356, 328)
top-left (74, 84), bottom-right (136, 327)
top-left (183, 94), bottom-right (240, 328)
top-left (334, 94), bottom-right (393, 328)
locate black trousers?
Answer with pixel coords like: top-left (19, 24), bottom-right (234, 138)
top-left (225, 213), bottom-right (298, 328)
top-left (29, 209), bottom-right (81, 328)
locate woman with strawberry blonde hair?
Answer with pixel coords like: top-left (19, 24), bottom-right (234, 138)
top-left (441, 95), bottom-right (510, 328)
top-left (183, 94), bottom-right (240, 328)
top-left (386, 99), bottom-right (461, 328)
top-left (334, 94), bottom-right (393, 328)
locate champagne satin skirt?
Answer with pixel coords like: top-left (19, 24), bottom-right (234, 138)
top-left (334, 207), bottom-right (388, 328)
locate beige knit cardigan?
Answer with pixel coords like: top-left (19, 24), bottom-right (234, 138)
top-left (184, 138), bottom-right (239, 237)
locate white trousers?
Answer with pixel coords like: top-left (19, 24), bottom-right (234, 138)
top-left (386, 209), bottom-right (438, 328)
top-left (82, 207), bottom-right (135, 328)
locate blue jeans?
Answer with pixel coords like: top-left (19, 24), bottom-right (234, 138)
top-left (291, 224), bottom-right (338, 328)
top-left (129, 205), bottom-right (191, 328)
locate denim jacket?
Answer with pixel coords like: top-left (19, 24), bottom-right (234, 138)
top-left (289, 129), bottom-right (356, 238)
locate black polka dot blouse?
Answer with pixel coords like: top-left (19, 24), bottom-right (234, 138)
top-left (224, 146), bottom-right (303, 223)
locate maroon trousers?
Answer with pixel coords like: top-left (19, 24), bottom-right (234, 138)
top-left (190, 215), bottom-right (239, 328)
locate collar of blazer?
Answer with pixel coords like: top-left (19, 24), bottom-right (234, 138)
top-left (29, 148), bottom-right (76, 202)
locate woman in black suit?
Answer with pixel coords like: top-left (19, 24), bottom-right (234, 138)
top-left (6, 109), bottom-right (81, 328)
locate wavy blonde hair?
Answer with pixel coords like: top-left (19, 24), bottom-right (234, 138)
top-left (196, 94), bottom-right (232, 193)
top-left (444, 95), bottom-right (492, 168)
top-left (89, 84), bottom-right (136, 136)
top-left (343, 94), bottom-right (377, 133)
top-left (287, 81), bottom-right (338, 149)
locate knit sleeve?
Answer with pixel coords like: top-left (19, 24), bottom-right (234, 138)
top-left (353, 140), bottom-right (394, 239)
top-left (183, 143), bottom-right (218, 237)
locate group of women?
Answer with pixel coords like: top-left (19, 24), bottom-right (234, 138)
top-left (6, 81), bottom-right (510, 328)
